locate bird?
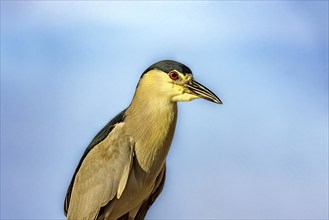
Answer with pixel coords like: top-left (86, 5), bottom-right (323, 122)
top-left (64, 60), bottom-right (222, 220)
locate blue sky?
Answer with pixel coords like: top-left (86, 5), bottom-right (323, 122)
top-left (1, 1), bottom-right (328, 219)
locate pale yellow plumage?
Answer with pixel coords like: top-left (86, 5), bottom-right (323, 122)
top-left (64, 60), bottom-right (222, 220)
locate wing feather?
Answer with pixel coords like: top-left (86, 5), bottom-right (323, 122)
top-left (117, 146), bottom-right (134, 199)
top-left (66, 122), bottom-right (134, 219)
top-left (64, 109), bottom-right (126, 215)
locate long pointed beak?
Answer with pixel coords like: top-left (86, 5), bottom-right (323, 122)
top-left (186, 79), bottom-right (222, 104)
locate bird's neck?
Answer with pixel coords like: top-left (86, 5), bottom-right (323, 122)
top-left (125, 90), bottom-right (178, 173)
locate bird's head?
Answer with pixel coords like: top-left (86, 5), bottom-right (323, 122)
top-left (137, 60), bottom-right (222, 104)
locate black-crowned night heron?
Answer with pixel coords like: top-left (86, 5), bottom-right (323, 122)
top-left (64, 60), bottom-right (222, 219)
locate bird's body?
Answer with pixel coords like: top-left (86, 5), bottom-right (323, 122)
top-left (64, 61), bottom-right (222, 219)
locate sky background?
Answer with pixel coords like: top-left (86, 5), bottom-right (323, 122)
top-left (1, 1), bottom-right (328, 219)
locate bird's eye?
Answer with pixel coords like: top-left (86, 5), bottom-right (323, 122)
top-left (169, 71), bottom-right (179, 80)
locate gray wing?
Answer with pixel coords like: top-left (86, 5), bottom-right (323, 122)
top-left (64, 109), bottom-right (126, 215)
top-left (67, 122), bottom-right (134, 219)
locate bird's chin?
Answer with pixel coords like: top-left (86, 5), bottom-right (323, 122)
top-left (171, 93), bottom-right (199, 102)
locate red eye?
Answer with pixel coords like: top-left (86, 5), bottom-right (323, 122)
top-left (169, 71), bottom-right (179, 80)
